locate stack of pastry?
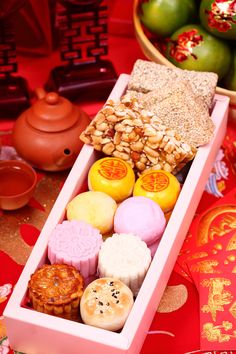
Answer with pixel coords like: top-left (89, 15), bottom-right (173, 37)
top-left (80, 59), bottom-right (217, 175)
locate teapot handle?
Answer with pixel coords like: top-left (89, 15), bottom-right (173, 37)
top-left (35, 87), bottom-right (47, 100)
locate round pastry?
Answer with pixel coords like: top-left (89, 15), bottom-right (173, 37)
top-left (114, 196), bottom-right (166, 246)
top-left (48, 220), bottom-right (103, 279)
top-left (66, 191), bottom-right (117, 234)
top-left (28, 264), bottom-right (84, 320)
top-left (133, 170), bottom-right (180, 213)
top-left (88, 157), bottom-right (135, 203)
top-left (80, 277), bottom-right (134, 331)
top-left (98, 233), bottom-right (151, 296)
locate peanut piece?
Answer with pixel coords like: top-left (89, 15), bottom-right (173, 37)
top-left (80, 134), bottom-right (91, 144)
top-left (140, 155), bottom-right (148, 164)
top-left (92, 136), bottom-right (102, 144)
top-left (103, 106), bottom-right (114, 115)
top-left (128, 130), bottom-right (138, 142)
top-left (122, 119), bottom-right (135, 126)
top-left (148, 133), bottom-right (163, 144)
top-left (135, 161), bottom-right (146, 171)
top-left (151, 163), bottom-right (162, 171)
top-left (130, 141), bottom-right (144, 152)
top-left (85, 125), bottom-right (96, 134)
top-left (93, 130), bottom-right (103, 136)
top-left (163, 163), bottom-right (172, 173)
top-left (115, 110), bottom-right (126, 118)
top-left (115, 123), bottom-right (126, 132)
top-left (120, 141), bottom-right (130, 147)
top-left (101, 138), bottom-right (112, 144)
top-left (121, 133), bottom-right (131, 142)
top-left (107, 114), bottom-right (118, 123)
top-left (96, 122), bottom-right (108, 131)
top-left (113, 132), bottom-right (121, 145)
top-left (146, 154), bottom-right (158, 165)
top-left (116, 145), bottom-right (124, 152)
top-left (102, 142), bottom-right (115, 155)
top-left (113, 151), bottom-right (130, 161)
top-left (123, 146), bottom-right (131, 154)
top-left (94, 113), bottom-right (105, 124)
top-left (144, 146), bottom-right (159, 158)
top-left (144, 128), bottom-right (156, 137)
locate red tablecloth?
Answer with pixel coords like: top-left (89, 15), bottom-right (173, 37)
top-left (1, 2), bottom-right (236, 353)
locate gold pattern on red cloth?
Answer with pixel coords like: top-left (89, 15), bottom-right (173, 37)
top-left (201, 321), bottom-right (236, 343)
top-left (157, 284), bottom-right (188, 313)
top-left (196, 206), bottom-right (236, 246)
top-left (0, 172), bottom-right (66, 265)
top-left (201, 278), bottom-right (233, 322)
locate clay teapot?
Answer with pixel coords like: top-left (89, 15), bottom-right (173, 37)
top-left (12, 89), bottom-right (91, 171)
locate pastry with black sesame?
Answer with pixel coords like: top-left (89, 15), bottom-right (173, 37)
top-left (80, 277), bottom-right (134, 331)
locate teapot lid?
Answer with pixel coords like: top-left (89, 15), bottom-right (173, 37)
top-left (26, 92), bottom-right (79, 132)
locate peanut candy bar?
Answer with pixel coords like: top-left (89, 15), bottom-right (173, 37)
top-left (80, 94), bottom-right (197, 175)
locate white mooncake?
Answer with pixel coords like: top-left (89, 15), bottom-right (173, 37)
top-left (98, 233), bottom-right (151, 296)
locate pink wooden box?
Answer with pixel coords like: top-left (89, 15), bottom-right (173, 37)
top-left (4, 74), bottom-right (229, 354)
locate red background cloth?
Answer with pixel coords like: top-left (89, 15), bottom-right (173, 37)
top-left (0, 1), bottom-right (236, 353)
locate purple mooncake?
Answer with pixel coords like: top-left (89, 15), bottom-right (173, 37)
top-left (48, 220), bottom-right (103, 279)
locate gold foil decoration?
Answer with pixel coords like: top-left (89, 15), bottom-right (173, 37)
top-left (0, 171), bottom-right (67, 265)
top-left (0, 214), bottom-right (32, 265)
top-left (224, 254), bottom-right (236, 265)
top-left (214, 243), bottom-right (223, 250)
top-left (190, 260), bottom-right (220, 274)
top-left (157, 284), bottom-right (188, 313)
top-left (178, 233), bottom-right (193, 257)
top-left (217, 180), bottom-right (226, 194)
top-left (229, 301), bottom-right (236, 319)
top-left (197, 206), bottom-right (236, 246)
top-left (201, 278), bottom-right (233, 321)
top-left (201, 321), bottom-right (236, 343)
top-left (226, 233), bottom-right (236, 250)
top-left (187, 251), bottom-right (208, 260)
top-left (227, 255), bottom-right (236, 262)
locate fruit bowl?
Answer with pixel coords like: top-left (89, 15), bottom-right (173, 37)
top-left (133, 0), bottom-right (236, 109)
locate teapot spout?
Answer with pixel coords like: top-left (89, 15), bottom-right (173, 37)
top-left (54, 148), bottom-right (76, 170)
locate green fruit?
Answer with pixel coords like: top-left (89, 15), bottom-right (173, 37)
top-left (224, 48), bottom-right (236, 90)
top-left (200, 0), bottom-right (236, 40)
top-left (140, 0), bottom-right (197, 38)
top-left (165, 24), bottom-right (232, 80)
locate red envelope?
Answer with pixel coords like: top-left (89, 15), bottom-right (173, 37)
top-left (175, 187), bottom-right (236, 288)
top-left (187, 227), bottom-right (236, 286)
top-left (175, 187), bottom-right (236, 351)
top-left (200, 271), bottom-right (236, 351)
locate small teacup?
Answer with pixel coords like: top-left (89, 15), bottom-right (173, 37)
top-left (0, 160), bottom-right (37, 210)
